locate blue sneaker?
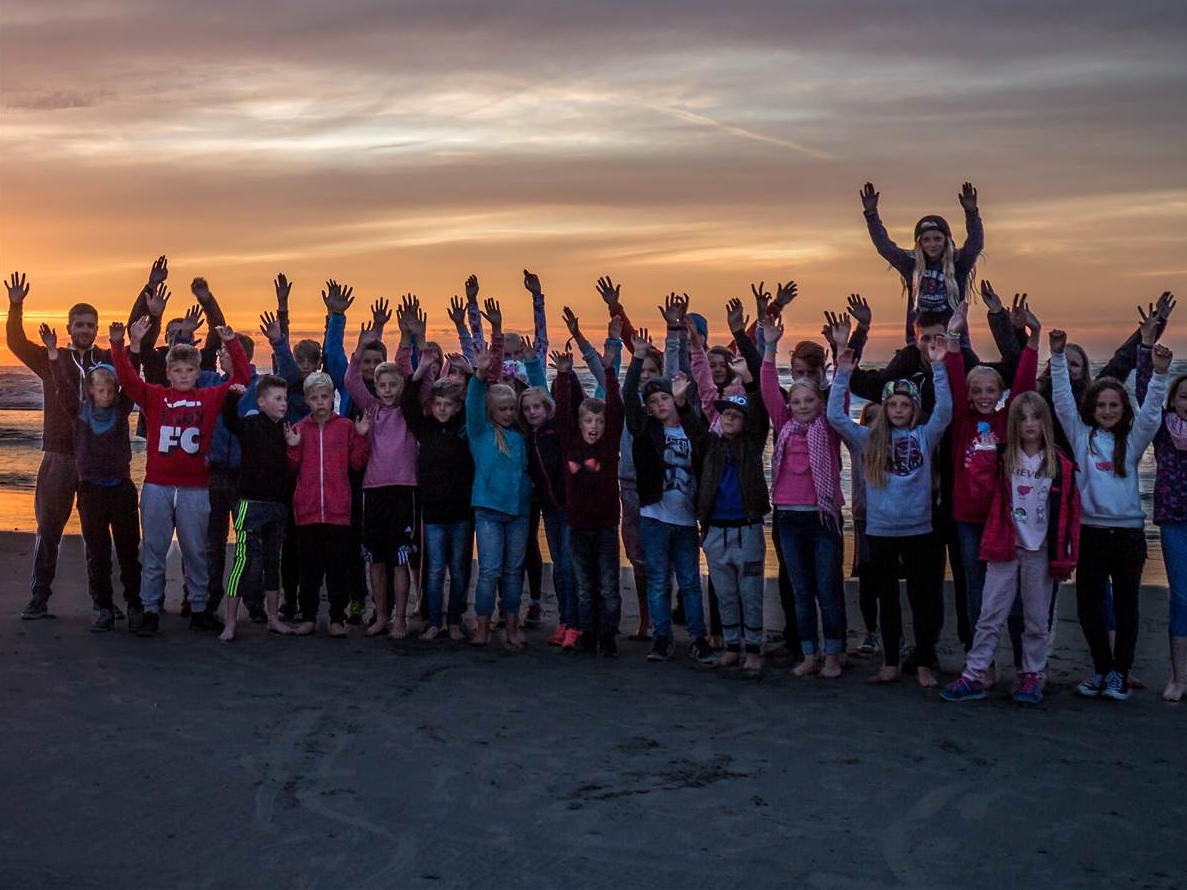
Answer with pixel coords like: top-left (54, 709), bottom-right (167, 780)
top-left (647, 636), bottom-right (674, 662)
top-left (1012, 672), bottom-right (1043, 706)
top-left (1075, 673), bottom-right (1106, 697)
top-left (939, 676), bottom-right (987, 702)
top-left (1100, 670), bottom-right (1130, 701)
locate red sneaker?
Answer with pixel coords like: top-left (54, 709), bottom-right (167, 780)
top-left (548, 625), bottom-right (567, 646)
top-left (561, 627), bottom-right (581, 651)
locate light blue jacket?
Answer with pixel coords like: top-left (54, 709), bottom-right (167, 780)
top-left (466, 376), bottom-right (531, 517)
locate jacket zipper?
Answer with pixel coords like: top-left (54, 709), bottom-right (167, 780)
top-left (318, 423), bottom-right (325, 522)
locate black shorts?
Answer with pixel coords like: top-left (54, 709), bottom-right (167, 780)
top-left (362, 485), bottom-right (419, 565)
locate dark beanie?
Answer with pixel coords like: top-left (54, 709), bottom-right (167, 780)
top-left (642, 377), bottom-right (673, 401)
top-left (914, 215), bottom-right (952, 242)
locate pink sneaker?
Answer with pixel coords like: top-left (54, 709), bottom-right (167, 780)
top-left (548, 625), bottom-right (567, 646)
top-left (561, 627), bottom-right (580, 651)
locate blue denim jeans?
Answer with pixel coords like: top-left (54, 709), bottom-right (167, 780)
top-left (1162, 521), bottom-right (1187, 637)
top-left (776, 510), bottom-right (846, 655)
top-left (474, 508), bottom-right (529, 618)
top-left (639, 516), bottom-right (704, 639)
top-left (543, 510), bottom-right (577, 627)
top-left (424, 519), bottom-right (473, 628)
top-left (571, 525), bottom-right (621, 634)
top-left (954, 520), bottom-right (988, 637)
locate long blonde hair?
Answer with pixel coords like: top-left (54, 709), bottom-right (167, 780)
top-left (910, 239), bottom-right (963, 312)
top-left (1004, 391), bottom-right (1057, 480)
top-left (861, 396), bottom-right (920, 488)
top-left (487, 383), bottom-right (518, 457)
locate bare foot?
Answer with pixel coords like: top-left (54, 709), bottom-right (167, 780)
top-left (742, 654), bottom-right (763, 672)
top-left (916, 666), bottom-right (939, 688)
top-left (329, 622), bottom-right (347, 638)
top-left (267, 619), bottom-right (293, 635)
top-left (421, 626), bottom-right (441, 641)
top-left (1161, 679), bottom-right (1185, 702)
top-left (365, 618), bottom-right (388, 637)
top-left (867, 665), bottom-right (901, 684)
top-left (449, 625), bottom-right (466, 642)
top-left (718, 651), bottom-right (740, 668)
top-left (1128, 673), bottom-right (1146, 690)
top-left (218, 626), bottom-right (236, 643)
top-left (388, 622), bottom-right (408, 641)
top-left (470, 628), bottom-right (489, 647)
top-left (819, 653), bottom-right (843, 679)
top-left (292, 621), bottom-right (316, 636)
top-left (792, 655), bottom-right (819, 678)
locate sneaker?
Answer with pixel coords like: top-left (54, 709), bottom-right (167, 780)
top-left (1012, 672), bottom-right (1043, 706)
top-left (561, 627), bottom-right (581, 651)
top-left (597, 632), bottom-right (616, 657)
top-left (126, 603), bottom-right (145, 634)
top-left (1101, 670), bottom-right (1130, 701)
top-left (690, 636), bottom-right (719, 665)
top-left (939, 676), bottom-right (987, 702)
top-left (857, 633), bottom-right (880, 656)
top-left (20, 594), bottom-right (53, 620)
top-left (524, 601), bottom-right (542, 629)
top-left (346, 600), bottom-right (364, 626)
top-left (111, 602), bottom-right (126, 621)
top-left (138, 611), bottom-right (160, 637)
top-left (548, 625), bottom-right (567, 646)
top-left (421, 625), bottom-right (441, 641)
top-left (189, 608), bottom-right (225, 633)
top-left (647, 636), bottom-right (674, 662)
top-left (1075, 673), bottom-right (1107, 698)
top-left (90, 608), bottom-right (115, 633)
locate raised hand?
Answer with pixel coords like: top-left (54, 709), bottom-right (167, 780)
top-left (823, 310), bottom-right (851, 349)
top-left (129, 315), bottom-right (152, 346)
top-left (148, 255), bottom-right (169, 287)
top-left (109, 322), bottom-right (126, 344)
top-left (146, 282), bottom-right (171, 318)
top-left (412, 350), bottom-right (439, 381)
top-left (191, 277), bottom-right (214, 305)
top-left (274, 273), bottom-right (292, 308)
top-left (631, 328), bottom-right (652, 355)
top-left (1153, 343), bottom-right (1174, 374)
top-left (446, 352), bottom-right (473, 376)
top-left (1049, 329), bottom-right (1067, 355)
top-left (836, 347), bottom-right (858, 374)
top-left (927, 335), bottom-right (949, 366)
top-left (480, 298), bottom-right (502, 332)
top-left (284, 423), bottom-right (301, 447)
top-left (321, 279), bottom-right (355, 315)
top-left (671, 372), bottom-right (690, 405)
top-left (846, 293), bottom-right (872, 328)
top-left (523, 269), bottom-right (542, 296)
top-left (958, 182), bottom-right (979, 213)
top-left (1138, 301), bottom-right (1164, 346)
top-left (180, 305), bottom-right (205, 338)
top-left (407, 300), bottom-right (427, 344)
top-left (465, 274), bottom-right (480, 302)
top-left (357, 320), bottom-right (379, 348)
top-left (1022, 303), bottom-right (1042, 342)
top-left (860, 182), bottom-right (880, 213)
top-left (751, 281), bottom-right (771, 320)
top-left (595, 276), bottom-right (621, 307)
top-left (520, 334), bottom-right (534, 356)
top-left (762, 310), bottom-right (784, 345)
top-left (980, 280), bottom-right (1003, 314)
top-left (562, 306), bottom-right (582, 339)
top-left (371, 297), bottom-right (392, 330)
top-left (685, 317), bottom-right (704, 351)
top-left (355, 414), bottom-right (372, 437)
top-left (447, 295), bottom-right (467, 329)
top-left (215, 325), bottom-right (234, 343)
top-left (1009, 293), bottom-right (1030, 330)
top-left (6, 272), bottom-right (28, 305)
top-left (947, 298), bottom-right (970, 336)
top-left (659, 292), bottom-right (688, 326)
top-left (729, 354), bottom-right (752, 384)
top-left (726, 297), bottom-right (748, 333)
top-left (474, 342), bottom-right (493, 375)
top-left (259, 311), bottom-right (283, 342)
top-left (549, 350), bottom-right (573, 373)
top-left (38, 324), bottom-right (57, 352)
top-left (608, 314), bottom-right (623, 342)
top-left (774, 280), bottom-right (798, 309)
top-left (1156, 290), bottom-right (1177, 325)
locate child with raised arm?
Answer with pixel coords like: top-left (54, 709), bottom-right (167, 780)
top-left (1050, 327), bottom-right (1169, 701)
top-left (860, 180), bottom-right (983, 344)
top-left (218, 373), bottom-right (296, 642)
top-left (467, 319), bottom-right (532, 650)
top-left (44, 324), bottom-right (140, 632)
top-left (940, 393), bottom-right (1081, 705)
top-left (111, 315), bottom-right (250, 636)
top-left (286, 373), bottom-right (371, 637)
top-left (403, 352), bottom-right (475, 642)
top-left (345, 305), bottom-right (417, 639)
top-left (553, 333), bottom-right (625, 655)
top-left (828, 333), bottom-right (953, 687)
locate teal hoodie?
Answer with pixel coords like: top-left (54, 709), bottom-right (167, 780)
top-left (466, 376), bottom-right (531, 516)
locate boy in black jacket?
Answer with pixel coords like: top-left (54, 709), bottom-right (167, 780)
top-left (403, 357), bottom-right (475, 641)
top-left (219, 374), bottom-right (295, 641)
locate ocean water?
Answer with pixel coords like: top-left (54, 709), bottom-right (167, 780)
top-left (0, 364), bottom-right (1173, 583)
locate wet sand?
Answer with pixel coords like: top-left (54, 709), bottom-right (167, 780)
top-left (0, 530), bottom-right (1183, 890)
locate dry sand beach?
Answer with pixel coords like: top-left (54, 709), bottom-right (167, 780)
top-left (1, 530), bottom-right (1183, 890)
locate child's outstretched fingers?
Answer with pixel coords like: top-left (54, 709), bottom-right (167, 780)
top-left (837, 347), bottom-right (857, 373)
top-left (109, 322), bottom-right (125, 343)
top-left (1153, 344), bottom-right (1174, 374)
top-left (1049, 329), bottom-right (1067, 354)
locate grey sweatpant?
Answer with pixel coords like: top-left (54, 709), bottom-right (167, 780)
top-left (31, 451), bottom-right (78, 600)
top-left (702, 523), bottom-right (766, 652)
top-left (140, 483), bottom-right (210, 614)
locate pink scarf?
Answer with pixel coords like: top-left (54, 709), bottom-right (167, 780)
top-left (773, 413), bottom-right (843, 529)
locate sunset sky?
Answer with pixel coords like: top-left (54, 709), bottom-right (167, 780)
top-left (2, 0), bottom-right (1185, 364)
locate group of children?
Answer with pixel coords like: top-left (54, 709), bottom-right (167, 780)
top-left (7, 180), bottom-right (1185, 706)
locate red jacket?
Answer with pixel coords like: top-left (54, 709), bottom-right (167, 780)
top-left (112, 339), bottom-right (249, 488)
top-left (287, 413), bottom-right (370, 527)
top-left (970, 445), bottom-right (1081, 579)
